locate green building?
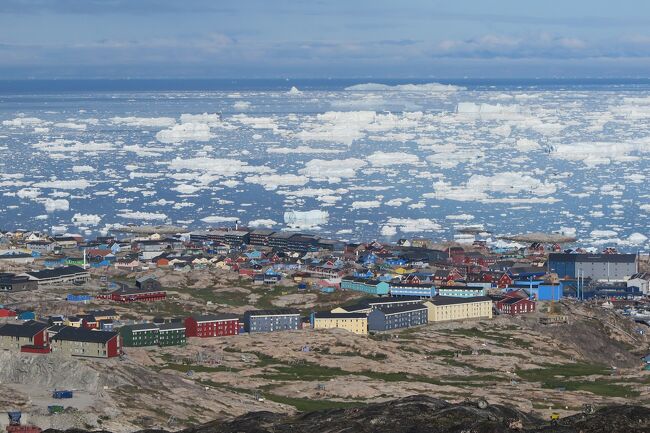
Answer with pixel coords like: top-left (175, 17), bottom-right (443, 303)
top-left (120, 323), bottom-right (159, 347)
top-left (157, 322), bottom-right (186, 347)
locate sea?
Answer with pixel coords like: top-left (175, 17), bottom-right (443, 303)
top-left (1, 78), bottom-right (649, 250)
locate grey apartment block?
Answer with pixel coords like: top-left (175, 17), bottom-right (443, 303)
top-left (243, 309), bottom-right (301, 333)
top-left (368, 304), bottom-right (428, 331)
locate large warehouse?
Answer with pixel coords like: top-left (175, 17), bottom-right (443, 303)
top-left (548, 253), bottom-right (638, 281)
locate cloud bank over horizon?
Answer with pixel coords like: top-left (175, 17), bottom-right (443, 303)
top-left (1, 1), bottom-right (650, 78)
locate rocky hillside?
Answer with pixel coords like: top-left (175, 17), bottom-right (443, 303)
top-left (42, 395), bottom-right (650, 433)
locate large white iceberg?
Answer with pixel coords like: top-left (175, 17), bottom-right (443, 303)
top-left (284, 210), bottom-right (329, 229)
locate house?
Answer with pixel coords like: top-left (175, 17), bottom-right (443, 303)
top-left (311, 312), bottom-right (368, 335)
top-left (367, 304), bottom-right (428, 331)
top-left (243, 309), bottom-right (301, 333)
top-left (0, 320), bottom-right (50, 353)
top-left (185, 314), bottom-right (239, 338)
top-left (423, 296), bottom-right (493, 322)
top-left (23, 265), bottom-right (90, 285)
top-left (64, 316), bottom-right (84, 328)
top-left (0, 273), bottom-right (38, 292)
top-left (26, 240), bottom-right (55, 254)
top-left (120, 323), bottom-right (159, 347)
top-left (158, 322), bottom-right (186, 346)
top-left (340, 277), bottom-right (390, 295)
top-left (495, 297), bottom-right (536, 315)
top-left (53, 236), bottom-right (80, 249)
top-left (87, 309), bottom-right (119, 322)
top-left (51, 327), bottom-right (120, 358)
top-left (0, 308), bottom-right (17, 318)
top-left (135, 275), bottom-right (162, 291)
top-left (114, 258), bottom-right (141, 270)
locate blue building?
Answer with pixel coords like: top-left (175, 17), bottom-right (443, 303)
top-left (243, 309), bottom-right (301, 333)
top-left (438, 286), bottom-right (487, 298)
top-left (548, 253), bottom-right (637, 280)
top-left (389, 282), bottom-right (435, 298)
top-left (341, 277), bottom-right (390, 295)
top-left (512, 279), bottom-right (562, 301)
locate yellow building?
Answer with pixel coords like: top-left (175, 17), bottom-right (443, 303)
top-left (311, 312), bottom-right (368, 335)
top-left (423, 296), bottom-right (493, 322)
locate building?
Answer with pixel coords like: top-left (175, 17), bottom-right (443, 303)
top-left (548, 253), bottom-right (638, 281)
top-left (50, 327), bottom-right (120, 358)
top-left (23, 266), bottom-right (90, 285)
top-left (311, 312), bottom-right (368, 335)
top-left (437, 286), bottom-right (487, 298)
top-left (340, 277), bottom-right (390, 295)
top-left (0, 273), bottom-right (38, 292)
top-left (249, 229), bottom-right (276, 247)
top-left (158, 323), bottom-right (186, 346)
top-left (367, 304), bottom-right (428, 331)
top-left (120, 323), bottom-right (159, 347)
top-left (26, 240), bottom-right (55, 254)
top-left (332, 296), bottom-right (424, 314)
top-left (99, 286), bottom-right (167, 303)
top-left (0, 320), bottom-right (50, 352)
top-left (423, 296), bottom-right (493, 322)
top-left (389, 282), bottom-right (436, 298)
top-left (185, 314), bottom-right (239, 338)
top-left (243, 309), bottom-right (301, 333)
top-left (495, 297), bottom-right (536, 315)
top-left (87, 309), bottom-right (119, 322)
top-left (135, 275), bottom-right (162, 291)
top-left (627, 273), bottom-right (650, 295)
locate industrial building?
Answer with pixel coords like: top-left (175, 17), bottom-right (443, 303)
top-left (548, 253), bottom-right (637, 281)
top-left (0, 273), bottom-right (38, 292)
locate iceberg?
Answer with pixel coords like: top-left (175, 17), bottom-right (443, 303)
top-left (284, 210), bottom-right (329, 228)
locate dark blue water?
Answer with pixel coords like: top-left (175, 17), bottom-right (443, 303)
top-left (2, 78), bottom-right (650, 93)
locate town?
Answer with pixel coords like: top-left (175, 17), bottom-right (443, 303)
top-left (0, 226), bottom-right (649, 431)
top-left (0, 226), bottom-right (647, 355)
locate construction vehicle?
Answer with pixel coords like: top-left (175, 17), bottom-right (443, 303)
top-left (6, 412), bottom-right (41, 433)
top-left (47, 406), bottom-right (64, 415)
top-left (550, 412), bottom-right (560, 423)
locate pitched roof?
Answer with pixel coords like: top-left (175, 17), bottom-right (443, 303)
top-left (190, 313), bottom-right (239, 322)
top-left (313, 311), bottom-right (367, 319)
top-left (244, 308), bottom-right (301, 317)
top-left (0, 320), bottom-right (48, 337)
top-left (425, 296), bottom-right (492, 306)
top-left (52, 326), bottom-right (117, 343)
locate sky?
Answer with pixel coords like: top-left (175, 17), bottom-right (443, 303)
top-left (2, 0), bottom-right (650, 78)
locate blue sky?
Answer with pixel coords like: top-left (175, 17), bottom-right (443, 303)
top-left (2, 0), bottom-right (650, 78)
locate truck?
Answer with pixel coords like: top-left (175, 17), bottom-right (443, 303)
top-left (52, 390), bottom-right (73, 399)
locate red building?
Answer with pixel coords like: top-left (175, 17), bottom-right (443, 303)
top-left (497, 273), bottom-right (513, 289)
top-left (495, 296), bottom-right (536, 315)
top-left (97, 287), bottom-right (166, 303)
top-left (185, 314), bottom-right (239, 338)
top-left (0, 308), bottom-right (17, 318)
